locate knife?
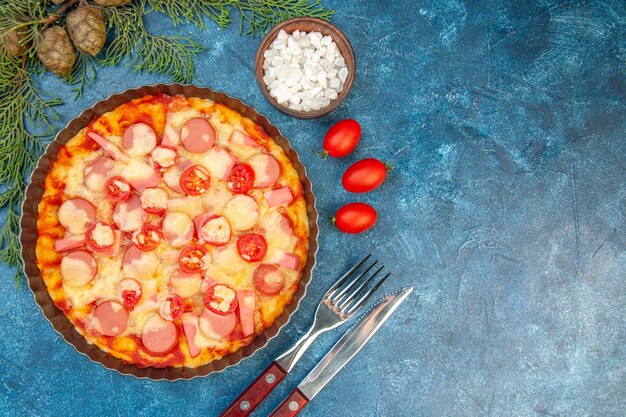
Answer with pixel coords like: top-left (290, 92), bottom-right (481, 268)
top-left (268, 286), bottom-right (413, 417)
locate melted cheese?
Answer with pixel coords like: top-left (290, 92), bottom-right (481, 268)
top-left (120, 159), bottom-right (155, 181)
top-left (140, 187), bottom-right (167, 210)
top-left (92, 223), bottom-right (114, 246)
top-left (61, 256), bottom-right (93, 287)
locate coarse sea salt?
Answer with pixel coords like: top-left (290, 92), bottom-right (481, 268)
top-left (263, 30), bottom-right (349, 112)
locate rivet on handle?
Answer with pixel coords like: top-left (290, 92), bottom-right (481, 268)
top-left (288, 401), bottom-right (299, 411)
top-left (239, 401), bottom-right (250, 411)
top-left (265, 373), bottom-right (276, 383)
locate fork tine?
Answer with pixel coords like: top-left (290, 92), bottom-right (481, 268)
top-left (326, 254), bottom-right (372, 298)
top-left (331, 259), bottom-right (379, 303)
top-left (344, 272), bottom-right (390, 316)
top-left (338, 265), bottom-right (384, 310)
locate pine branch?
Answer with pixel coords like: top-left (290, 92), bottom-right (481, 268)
top-left (101, 4), bottom-right (205, 83)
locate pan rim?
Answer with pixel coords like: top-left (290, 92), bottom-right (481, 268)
top-left (19, 83), bottom-right (319, 381)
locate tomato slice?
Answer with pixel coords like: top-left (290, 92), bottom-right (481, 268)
top-left (104, 176), bottom-right (131, 201)
top-left (179, 165), bottom-right (211, 195)
top-left (131, 224), bottom-right (164, 251)
top-left (85, 221), bottom-right (116, 253)
top-left (204, 284), bottom-right (238, 315)
top-left (236, 233), bottom-right (267, 262)
top-left (178, 244), bottom-right (209, 273)
top-left (117, 278), bottom-right (142, 309)
top-left (227, 163), bottom-right (255, 194)
top-left (159, 295), bottom-right (185, 321)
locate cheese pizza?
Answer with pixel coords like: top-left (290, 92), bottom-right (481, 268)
top-left (35, 93), bottom-right (309, 368)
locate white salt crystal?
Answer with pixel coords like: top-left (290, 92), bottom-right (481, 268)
top-left (275, 86), bottom-right (292, 104)
top-left (277, 30), bottom-right (288, 41)
top-left (301, 78), bottom-right (312, 90)
top-left (272, 39), bottom-right (285, 50)
top-left (287, 37), bottom-right (301, 54)
top-left (304, 63), bottom-right (317, 82)
top-left (325, 88), bottom-right (338, 100)
top-left (298, 36), bottom-right (311, 48)
top-left (329, 77), bottom-right (340, 89)
top-left (271, 56), bottom-right (283, 67)
top-left (338, 67), bottom-right (349, 83)
top-left (310, 33), bottom-right (321, 48)
top-left (334, 56), bottom-right (345, 67)
top-left (309, 86), bottom-right (322, 97)
top-left (317, 70), bottom-right (328, 88)
top-left (321, 35), bottom-right (332, 46)
top-left (285, 68), bottom-right (301, 87)
top-left (289, 95), bottom-right (301, 105)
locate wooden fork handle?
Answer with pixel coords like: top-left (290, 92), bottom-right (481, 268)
top-left (268, 388), bottom-right (310, 417)
top-left (220, 362), bottom-right (287, 417)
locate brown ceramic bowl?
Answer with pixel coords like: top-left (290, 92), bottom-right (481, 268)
top-left (19, 84), bottom-right (319, 380)
top-left (255, 17), bottom-right (356, 119)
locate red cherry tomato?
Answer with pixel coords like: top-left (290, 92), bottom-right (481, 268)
top-left (334, 202), bottom-right (377, 234)
top-left (159, 295), bottom-right (185, 321)
top-left (253, 264), bottom-right (285, 295)
top-left (178, 244), bottom-right (209, 273)
top-left (179, 165), bottom-right (211, 195)
top-left (117, 278), bottom-right (142, 309)
top-left (236, 233), bottom-right (267, 262)
top-left (85, 221), bottom-right (116, 253)
top-left (131, 224), bottom-right (164, 251)
top-left (204, 284), bottom-right (238, 315)
top-left (342, 158), bottom-right (388, 193)
top-left (104, 176), bottom-right (131, 202)
top-left (227, 163), bottom-right (255, 194)
top-left (323, 119), bottom-right (361, 158)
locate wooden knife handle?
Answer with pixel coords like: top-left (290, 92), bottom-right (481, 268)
top-left (220, 361), bottom-right (287, 417)
top-left (268, 388), bottom-right (309, 417)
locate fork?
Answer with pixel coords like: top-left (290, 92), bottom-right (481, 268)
top-left (220, 254), bottom-right (388, 417)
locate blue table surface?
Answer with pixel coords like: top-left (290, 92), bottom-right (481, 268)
top-left (1, 1), bottom-right (625, 416)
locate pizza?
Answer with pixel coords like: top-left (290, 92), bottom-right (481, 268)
top-left (35, 93), bottom-right (309, 368)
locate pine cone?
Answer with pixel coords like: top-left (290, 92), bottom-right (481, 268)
top-left (36, 26), bottom-right (76, 76)
top-left (66, 6), bottom-right (106, 56)
top-left (95, 0), bottom-right (131, 6)
top-left (1, 27), bottom-right (31, 58)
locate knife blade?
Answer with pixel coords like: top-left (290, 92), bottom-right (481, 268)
top-left (269, 286), bottom-right (413, 417)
